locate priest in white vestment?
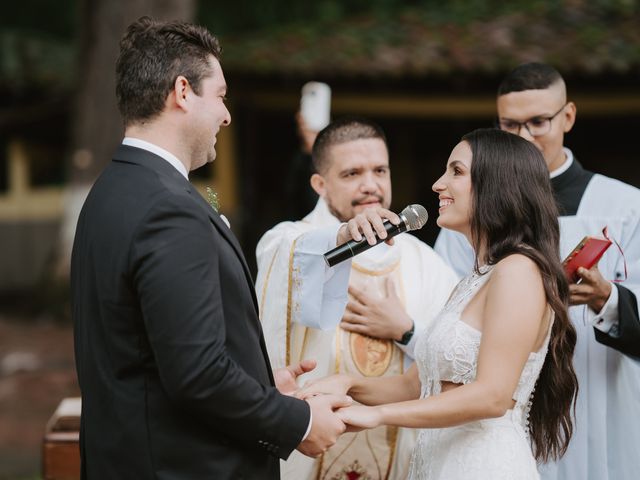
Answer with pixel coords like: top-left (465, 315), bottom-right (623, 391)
top-left (436, 63), bottom-right (640, 480)
top-left (256, 118), bottom-right (458, 480)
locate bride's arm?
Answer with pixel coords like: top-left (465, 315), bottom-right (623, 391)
top-left (340, 254), bottom-right (549, 429)
top-left (299, 365), bottom-right (421, 405)
top-left (350, 363), bottom-right (421, 405)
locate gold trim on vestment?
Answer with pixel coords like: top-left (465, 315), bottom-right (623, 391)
top-left (316, 434), bottom-right (359, 480)
top-left (335, 326), bottom-right (342, 374)
top-left (259, 249), bottom-right (279, 318)
top-left (365, 430), bottom-right (383, 478)
top-left (299, 326), bottom-right (311, 362)
top-left (385, 426), bottom-right (399, 478)
top-left (285, 238), bottom-right (299, 366)
top-left (351, 258), bottom-right (401, 276)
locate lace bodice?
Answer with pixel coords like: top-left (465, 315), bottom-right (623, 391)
top-left (414, 265), bottom-right (553, 431)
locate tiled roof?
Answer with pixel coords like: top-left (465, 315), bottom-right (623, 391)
top-left (220, 8), bottom-right (640, 76)
top-left (1, 5), bottom-right (638, 94)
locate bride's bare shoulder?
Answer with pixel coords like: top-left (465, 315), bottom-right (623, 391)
top-left (491, 254), bottom-right (544, 290)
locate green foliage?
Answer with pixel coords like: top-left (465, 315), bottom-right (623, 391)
top-left (1, 0), bottom-right (638, 91)
top-left (0, 0), bottom-right (79, 93)
top-left (197, 0), bottom-right (640, 35)
top-left (0, 0), bottom-right (78, 39)
top-left (0, 30), bottom-right (76, 93)
top-left (206, 186), bottom-right (220, 212)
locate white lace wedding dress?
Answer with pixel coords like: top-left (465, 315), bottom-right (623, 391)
top-left (407, 266), bottom-right (551, 480)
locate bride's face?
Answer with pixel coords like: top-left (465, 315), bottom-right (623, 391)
top-left (432, 141), bottom-right (473, 238)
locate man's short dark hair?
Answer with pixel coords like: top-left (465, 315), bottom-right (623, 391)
top-left (116, 16), bottom-right (222, 126)
top-left (311, 117), bottom-right (388, 174)
top-left (498, 63), bottom-right (564, 96)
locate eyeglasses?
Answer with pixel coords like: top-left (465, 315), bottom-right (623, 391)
top-left (497, 103), bottom-right (568, 137)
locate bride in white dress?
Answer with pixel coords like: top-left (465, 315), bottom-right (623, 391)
top-left (299, 128), bottom-right (579, 479)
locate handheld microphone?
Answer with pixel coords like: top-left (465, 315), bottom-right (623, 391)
top-left (323, 204), bottom-right (428, 267)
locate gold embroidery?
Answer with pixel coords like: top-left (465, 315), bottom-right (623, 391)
top-left (259, 249), bottom-right (279, 318)
top-left (285, 238), bottom-right (299, 366)
top-left (330, 459), bottom-right (373, 480)
top-left (335, 326), bottom-right (342, 374)
top-left (318, 434), bottom-right (359, 480)
top-left (349, 333), bottom-right (393, 377)
top-left (352, 259), bottom-right (401, 276)
top-left (299, 326), bottom-right (311, 362)
top-left (384, 426), bottom-right (399, 479)
top-left (365, 430), bottom-right (383, 479)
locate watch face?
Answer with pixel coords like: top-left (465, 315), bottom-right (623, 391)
top-left (399, 324), bottom-right (415, 345)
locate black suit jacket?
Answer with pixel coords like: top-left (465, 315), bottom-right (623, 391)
top-left (71, 145), bottom-right (310, 479)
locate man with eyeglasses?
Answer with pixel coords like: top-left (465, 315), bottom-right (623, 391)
top-left (435, 62), bottom-right (640, 480)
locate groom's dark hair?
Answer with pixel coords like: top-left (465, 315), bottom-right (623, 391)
top-left (115, 16), bottom-right (222, 126)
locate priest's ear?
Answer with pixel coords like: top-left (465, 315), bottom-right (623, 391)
top-left (562, 101), bottom-right (577, 133)
top-left (310, 173), bottom-right (327, 197)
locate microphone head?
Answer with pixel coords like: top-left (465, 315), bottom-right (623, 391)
top-left (400, 204), bottom-right (428, 231)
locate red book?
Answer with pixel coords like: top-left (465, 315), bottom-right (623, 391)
top-left (563, 236), bottom-right (612, 283)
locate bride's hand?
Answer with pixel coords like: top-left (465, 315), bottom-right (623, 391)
top-left (295, 374), bottom-right (353, 400)
top-left (337, 405), bottom-right (383, 432)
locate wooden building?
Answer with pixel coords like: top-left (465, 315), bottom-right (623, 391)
top-left (1, 5), bottom-right (639, 286)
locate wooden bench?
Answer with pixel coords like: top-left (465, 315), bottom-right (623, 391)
top-left (42, 397), bottom-right (81, 480)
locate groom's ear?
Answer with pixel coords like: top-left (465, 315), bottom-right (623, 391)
top-left (171, 76), bottom-right (191, 111)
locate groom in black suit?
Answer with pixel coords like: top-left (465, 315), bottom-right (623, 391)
top-left (71, 17), bottom-right (351, 479)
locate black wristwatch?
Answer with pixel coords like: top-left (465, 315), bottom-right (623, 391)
top-left (397, 321), bottom-right (415, 346)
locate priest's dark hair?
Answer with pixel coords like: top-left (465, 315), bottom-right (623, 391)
top-left (312, 117), bottom-right (388, 174)
top-left (498, 62), bottom-right (563, 96)
top-left (463, 127), bottom-right (578, 463)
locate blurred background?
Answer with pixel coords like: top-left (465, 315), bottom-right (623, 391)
top-left (1, 0), bottom-right (639, 478)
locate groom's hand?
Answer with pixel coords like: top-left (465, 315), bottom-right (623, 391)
top-left (274, 359), bottom-right (317, 395)
top-left (297, 394), bottom-right (351, 457)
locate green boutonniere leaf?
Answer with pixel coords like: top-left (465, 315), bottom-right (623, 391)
top-left (206, 186), bottom-right (220, 212)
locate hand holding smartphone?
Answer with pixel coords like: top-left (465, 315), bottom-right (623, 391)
top-left (300, 82), bottom-right (331, 132)
top-left (562, 235), bottom-right (612, 283)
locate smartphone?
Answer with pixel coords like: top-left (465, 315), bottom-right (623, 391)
top-left (562, 235), bottom-right (612, 283)
top-left (300, 82), bottom-right (331, 131)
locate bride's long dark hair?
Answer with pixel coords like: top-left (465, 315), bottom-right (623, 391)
top-left (463, 128), bottom-right (578, 463)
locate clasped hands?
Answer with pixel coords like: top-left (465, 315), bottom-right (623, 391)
top-left (274, 360), bottom-right (381, 457)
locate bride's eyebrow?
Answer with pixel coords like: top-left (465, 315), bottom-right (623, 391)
top-left (448, 160), bottom-right (468, 170)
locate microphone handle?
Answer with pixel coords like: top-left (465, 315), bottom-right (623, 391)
top-left (324, 219), bottom-right (408, 267)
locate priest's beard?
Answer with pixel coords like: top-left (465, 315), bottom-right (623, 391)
top-left (325, 194), bottom-right (388, 223)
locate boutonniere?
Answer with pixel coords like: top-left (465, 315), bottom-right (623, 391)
top-left (206, 186), bottom-right (220, 213)
top-left (206, 186), bottom-right (230, 229)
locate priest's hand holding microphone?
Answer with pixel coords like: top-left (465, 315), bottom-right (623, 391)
top-left (329, 204), bottom-right (428, 265)
top-left (327, 204), bottom-right (428, 342)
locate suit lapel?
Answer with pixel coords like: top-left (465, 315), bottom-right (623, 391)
top-left (185, 184), bottom-right (271, 379)
top-left (113, 145), bottom-right (260, 316)
top-left (187, 187), bottom-right (260, 313)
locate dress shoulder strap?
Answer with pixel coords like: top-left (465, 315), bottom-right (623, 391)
top-left (444, 265), bottom-right (494, 314)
